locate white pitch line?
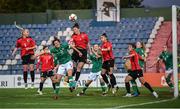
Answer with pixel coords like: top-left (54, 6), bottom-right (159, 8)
top-left (113, 98), bottom-right (175, 109)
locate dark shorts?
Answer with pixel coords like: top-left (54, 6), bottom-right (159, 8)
top-left (40, 71), bottom-right (54, 78)
top-left (109, 59), bottom-right (115, 68)
top-left (128, 69), bottom-right (143, 80)
top-left (72, 48), bottom-right (87, 63)
top-left (21, 54), bottom-right (35, 65)
top-left (102, 59), bottom-right (115, 71)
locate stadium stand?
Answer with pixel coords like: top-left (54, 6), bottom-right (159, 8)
top-left (0, 17), bottom-right (158, 75)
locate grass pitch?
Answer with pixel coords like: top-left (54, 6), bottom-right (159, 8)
top-left (0, 87), bottom-right (179, 108)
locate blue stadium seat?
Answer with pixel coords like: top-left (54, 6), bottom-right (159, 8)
top-left (0, 17), bottom-right (157, 75)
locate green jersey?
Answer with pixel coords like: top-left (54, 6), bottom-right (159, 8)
top-left (135, 48), bottom-right (145, 68)
top-left (159, 51), bottom-right (173, 70)
top-left (50, 42), bottom-right (71, 65)
top-left (89, 54), bottom-right (102, 73)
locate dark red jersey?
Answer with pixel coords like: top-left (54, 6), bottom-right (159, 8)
top-left (36, 53), bottom-right (54, 72)
top-left (16, 37), bottom-right (36, 57)
top-left (129, 50), bottom-right (142, 71)
top-left (101, 41), bottom-right (114, 62)
top-left (71, 32), bottom-right (89, 49)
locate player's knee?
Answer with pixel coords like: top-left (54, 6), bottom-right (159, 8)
top-left (140, 79), bottom-right (145, 84)
top-left (101, 69), bottom-right (106, 75)
top-left (23, 68), bottom-right (28, 72)
top-left (29, 67), bottom-right (34, 71)
top-left (125, 75), bottom-right (132, 83)
top-left (125, 77), bottom-right (129, 83)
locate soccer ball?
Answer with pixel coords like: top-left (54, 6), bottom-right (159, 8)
top-left (69, 13), bottom-right (77, 22)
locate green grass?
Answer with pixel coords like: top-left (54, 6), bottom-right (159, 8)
top-left (0, 87), bottom-right (179, 108)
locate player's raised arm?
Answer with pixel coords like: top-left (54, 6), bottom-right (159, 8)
top-left (149, 57), bottom-right (160, 68)
top-left (122, 54), bottom-right (135, 59)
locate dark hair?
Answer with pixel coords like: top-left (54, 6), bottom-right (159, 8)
top-left (128, 43), bottom-right (136, 49)
top-left (101, 33), bottom-right (107, 38)
top-left (72, 23), bottom-right (79, 29)
top-left (141, 42), bottom-right (146, 51)
top-left (43, 45), bottom-right (48, 50)
top-left (52, 37), bottom-right (60, 46)
top-left (137, 41), bottom-right (146, 51)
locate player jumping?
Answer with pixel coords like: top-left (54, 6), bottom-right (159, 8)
top-left (12, 29), bottom-right (36, 89)
top-left (50, 38), bottom-right (77, 99)
top-left (70, 23), bottom-right (91, 86)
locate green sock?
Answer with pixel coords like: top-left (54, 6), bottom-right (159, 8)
top-left (55, 82), bottom-right (60, 95)
top-left (165, 74), bottom-right (174, 89)
top-left (100, 82), bottom-right (107, 93)
top-left (82, 84), bottom-right (89, 93)
top-left (68, 76), bottom-right (75, 87)
top-left (131, 80), bottom-right (138, 93)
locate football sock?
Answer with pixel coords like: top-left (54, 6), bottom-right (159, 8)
top-left (55, 82), bottom-right (60, 95)
top-left (68, 76), bottom-right (75, 87)
top-left (109, 74), bottom-right (116, 88)
top-left (144, 82), bottom-right (154, 93)
top-left (52, 83), bottom-right (56, 90)
top-left (101, 74), bottom-right (110, 85)
top-left (23, 71), bottom-right (28, 83)
top-left (165, 74), bottom-right (174, 89)
top-left (75, 71), bottom-right (81, 81)
top-left (125, 82), bottom-right (131, 93)
top-left (30, 71), bottom-right (35, 82)
top-left (82, 84), bottom-right (89, 93)
top-left (72, 67), bottom-right (77, 76)
top-left (100, 82), bottom-right (106, 93)
top-left (131, 80), bottom-right (139, 93)
top-left (39, 82), bottom-right (44, 91)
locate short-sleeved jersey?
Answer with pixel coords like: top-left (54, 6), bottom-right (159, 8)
top-left (101, 41), bottom-right (114, 62)
top-left (159, 51), bottom-right (173, 70)
top-left (89, 54), bottom-right (102, 73)
top-left (16, 37), bottom-right (36, 57)
top-left (71, 32), bottom-right (89, 49)
top-left (129, 50), bottom-right (142, 71)
top-left (135, 48), bottom-right (145, 68)
top-left (50, 42), bottom-right (71, 65)
top-left (36, 53), bottom-right (54, 72)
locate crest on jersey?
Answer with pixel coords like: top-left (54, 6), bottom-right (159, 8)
top-left (27, 39), bottom-right (30, 43)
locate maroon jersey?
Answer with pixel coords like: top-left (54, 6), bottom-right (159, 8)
top-left (36, 53), bottom-right (54, 72)
top-left (16, 37), bottom-right (36, 57)
top-left (71, 32), bottom-right (89, 49)
top-left (101, 41), bottom-right (114, 62)
top-left (129, 50), bottom-right (142, 71)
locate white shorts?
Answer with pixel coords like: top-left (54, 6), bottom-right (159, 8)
top-left (57, 61), bottom-right (73, 76)
top-left (87, 71), bottom-right (101, 81)
top-left (165, 68), bottom-right (173, 74)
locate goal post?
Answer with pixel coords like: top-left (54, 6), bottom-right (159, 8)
top-left (172, 5), bottom-right (179, 98)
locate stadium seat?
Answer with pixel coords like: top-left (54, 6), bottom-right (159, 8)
top-left (0, 17), bottom-right (157, 74)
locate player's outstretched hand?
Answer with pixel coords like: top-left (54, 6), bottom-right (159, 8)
top-left (11, 53), bottom-right (15, 59)
top-left (122, 56), bottom-right (126, 59)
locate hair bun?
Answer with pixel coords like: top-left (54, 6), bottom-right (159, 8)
top-left (73, 23), bottom-right (79, 29)
top-left (102, 33), bottom-right (108, 38)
